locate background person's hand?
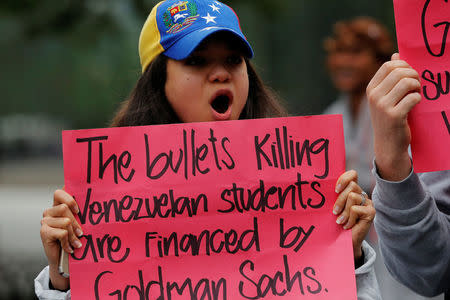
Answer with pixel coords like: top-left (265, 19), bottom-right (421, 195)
top-left (334, 170), bottom-right (375, 261)
top-left (366, 53), bottom-right (421, 181)
top-left (40, 189), bottom-right (83, 290)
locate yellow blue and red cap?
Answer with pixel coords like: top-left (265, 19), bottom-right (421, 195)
top-left (139, 0), bottom-right (254, 73)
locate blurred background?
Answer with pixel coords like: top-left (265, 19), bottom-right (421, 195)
top-left (0, 0), bottom-right (444, 299)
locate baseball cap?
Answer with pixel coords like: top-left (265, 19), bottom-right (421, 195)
top-left (139, 0), bottom-right (254, 73)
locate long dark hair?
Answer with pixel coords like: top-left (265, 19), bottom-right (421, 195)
top-left (111, 55), bottom-right (287, 127)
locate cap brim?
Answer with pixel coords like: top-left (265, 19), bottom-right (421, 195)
top-left (163, 27), bottom-right (254, 60)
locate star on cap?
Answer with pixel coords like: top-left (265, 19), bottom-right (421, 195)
top-left (202, 13), bottom-right (217, 24)
top-left (209, 3), bottom-right (221, 13)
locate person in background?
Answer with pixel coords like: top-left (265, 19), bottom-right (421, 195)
top-left (323, 17), bottom-right (394, 195)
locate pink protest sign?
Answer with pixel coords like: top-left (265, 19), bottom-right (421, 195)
top-left (393, 0), bottom-right (450, 172)
top-left (62, 115), bottom-right (356, 299)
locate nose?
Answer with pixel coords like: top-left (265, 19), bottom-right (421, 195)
top-left (208, 63), bottom-right (231, 83)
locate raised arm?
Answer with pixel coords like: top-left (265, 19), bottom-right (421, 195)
top-left (367, 54), bottom-right (450, 296)
top-left (366, 53), bottom-right (421, 181)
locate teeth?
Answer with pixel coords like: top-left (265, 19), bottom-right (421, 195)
top-left (211, 95), bottom-right (230, 114)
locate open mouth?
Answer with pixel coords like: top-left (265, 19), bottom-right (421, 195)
top-left (211, 94), bottom-right (231, 114)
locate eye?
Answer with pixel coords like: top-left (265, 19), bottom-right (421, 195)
top-left (184, 55), bottom-right (206, 66)
top-left (227, 54), bottom-right (243, 65)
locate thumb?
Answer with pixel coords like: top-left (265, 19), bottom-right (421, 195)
top-left (351, 204), bottom-right (375, 248)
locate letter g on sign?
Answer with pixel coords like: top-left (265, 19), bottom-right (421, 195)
top-left (421, 0), bottom-right (450, 57)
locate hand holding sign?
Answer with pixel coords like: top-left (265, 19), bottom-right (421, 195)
top-left (40, 189), bottom-right (82, 291)
top-left (333, 170), bottom-right (375, 260)
top-left (367, 54), bottom-right (422, 181)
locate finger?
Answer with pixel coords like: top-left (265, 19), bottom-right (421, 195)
top-left (383, 73), bottom-right (421, 106)
top-left (350, 201), bottom-right (375, 259)
top-left (350, 201), bottom-right (376, 232)
top-left (42, 217), bottom-right (83, 250)
top-left (394, 92), bottom-right (422, 115)
top-left (391, 53), bottom-right (400, 60)
top-left (334, 170), bottom-right (358, 215)
top-left (53, 189), bottom-right (79, 215)
top-left (344, 198), bottom-right (374, 230)
top-left (335, 170), bottom-right (358, 193)
top-left (335, 180), bottom-right (361, 217)
top-left (337, 190), bottom-right (361, 226)
top-left (369, 68), bottom-right (420, 108)
top-left (41, 223), bottom-right (74, 254)
top-left (43, 204), bottom-right (83, 237)
top-left (367, 59), bottom-right (412, 92)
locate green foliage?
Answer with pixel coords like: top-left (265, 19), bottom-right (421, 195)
top-left (227, 0), bottom-right (287, 17)
top-left (0, 0), bottom-right (38, 14)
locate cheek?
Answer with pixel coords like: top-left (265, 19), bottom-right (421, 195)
top-left (166, 73), bottom-right (191, 102)
top-left (326, 56), bottom-right (337, 70)
top-left (369, 61), bottom-right (381, 76)
top-left (235, 70), bottom-right (249, 116)
top-left (356, 53), bottom-right (378, 70)
top-left (240, 69), bottom-right (249, 87)
top-left (237, 69), bottom-right (249, 99)
top-left (165, 75), bottom-right (184, 112)
top-left (327, 54), bottom-right (348, 70)
top-left (359, 59), bottom-right (379, 79)
top-left (165, 61), bottom-right (194, 105)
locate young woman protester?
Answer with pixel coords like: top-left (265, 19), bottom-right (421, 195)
top-left (35, 1), bottom-right (379, 299)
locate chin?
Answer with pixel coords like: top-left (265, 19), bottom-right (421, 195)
top-left (335, 83), bottom-right (357, 93)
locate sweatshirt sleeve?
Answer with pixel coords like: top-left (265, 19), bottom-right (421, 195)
top-left (355, 241), bottom-right (381, 300)
top-left (35, 266), bottom-right (71, 300)
top-left (372, 166), bottom-right (450, 297)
